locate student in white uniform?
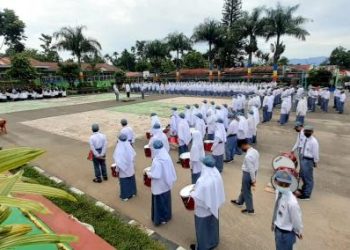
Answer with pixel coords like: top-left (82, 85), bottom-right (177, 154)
top-left (148, 140), bottom-right (177, 226)
top-left (211, 118), bottom-right (226, 173)
top-left (120, 119), bottom-right (135, 145)
top-left (296, 95), bottom-right (307, 125)
top-left (149, 123), bottom-right (170, 155)
top-left (170, 107), bottom-right (179, 136)
top-left (272, 170), bottom-right (303, 250)
top-left (89, 124), bottom-right (108, 183)
top-left (298, 125), bottom-right (319, 200)
top-left (150, 112), bottom-right (161, 127)
top-left (194, 113), bottom-right (206, 140)
top-left (177, 112), bottom-right (191, 162)
top-left (206, 109), bottom-right (216, 140)
top-left (190, 130), bottom-right (205, 184)
top-left (112, 133), bottom-right (137, 201)
top-left (292, 122), bottom-right (305, 160)
top-left (231, 139), bottom-right (259, 214)
top-left (190, 155), bottom-right (225, 250)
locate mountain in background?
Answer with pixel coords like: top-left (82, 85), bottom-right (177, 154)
top-left (289, 56), bottom-right (328, 66)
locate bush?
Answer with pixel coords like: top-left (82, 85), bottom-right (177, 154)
top-left (5, 53), bottom-right (38, 83)
top-left (307, 68), bottom-right (333, 87)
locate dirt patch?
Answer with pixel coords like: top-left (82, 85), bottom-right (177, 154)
top-left (21, 110), bottom-right (169, 147)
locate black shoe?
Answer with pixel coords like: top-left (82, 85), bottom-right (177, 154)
top-left (298, 195), bottom-right (310, 200)
top-left (224, 159), bottom-right (233, 163)
top-left (103, 176), bottom-right (108, 181)
top-left (176, 160), bottom-right (181, 164)
top-left (190, 244), bottom-right (196, 250)
top-left (231, 200), bottom-right (243, 206)
top-left (93, 178), bottom-right (102, 183)
top-left (241, 209), bottom-right (255, 214)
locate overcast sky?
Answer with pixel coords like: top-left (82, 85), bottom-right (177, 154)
top-left (1, 0), bottom-right (350, 59)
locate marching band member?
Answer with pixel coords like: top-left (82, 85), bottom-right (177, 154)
top-left (296, 95), bottom-right (308, 125)
top-left (224, 113), bottom-right (238, 163)
top-left (150, 113), bottom-right (161, 128)
top-left (211, 118), bottom-right (226, 173)
top-left (148, 140), bottom-right (177, 226)
top-left (170, 107), bottom-right (179, 136)
top-left (190, 155), bottom-right (225, 250)
top-left (272, 170), bottom-right (303, 250)
top-left (190, 130), bottom-right (205, 184)
top-left (194, 113), bottom-right (206, 140)
top-left (177, 112), bottom-right (191, 162)
top-left (113, 133), bottom-right (137, 201)
top-left (231, 139), bottom-right (260, 214)
top-left (149, 123), bottom-right (170, 154)
top-left (299, 125), bottom-right (319, 200)
top-left (120, 119), bottom-right (135, 145)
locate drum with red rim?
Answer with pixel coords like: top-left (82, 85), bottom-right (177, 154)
top-left (180, 184), bottom-right (195, 210)
top-left (110, 163), bottom-right (119, 178)
top-left (180, 152), bottom-right (190, 169)
top-left (143, 167), bottom-right (151, 187)
top-left (144, 145), bottom-right (151, 158)
top-left (281, 152), bottom-right (298, 166)
top-left (272, 155), bottom-right (295, 170)
top-left (204, 140), bottom-right (214, 152)
top-left (168, 136), bottom-right (179, 145)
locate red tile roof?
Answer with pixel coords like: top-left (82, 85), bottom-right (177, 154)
top-left (0, 57), bottom-right (119, 72)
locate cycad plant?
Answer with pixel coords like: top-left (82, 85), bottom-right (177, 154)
top-left (0, 147), bottom-right (77, 249)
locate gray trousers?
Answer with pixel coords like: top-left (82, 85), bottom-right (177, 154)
top-left (237, 171), bottom-right (254, 210)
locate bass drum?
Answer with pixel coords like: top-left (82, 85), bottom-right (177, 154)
top-left (272, 155), bottom-right (295, 170)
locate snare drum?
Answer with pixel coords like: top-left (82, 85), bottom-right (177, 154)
top-left (180, 152), bottom-right (190, 169)
top-left (204, 140), bottom-right (214, 152)
top-left (144, 145), bottom-right (151, 158)
top-left (110, 163), bottom-right (119, 178)
top-left (272, 155), bottom-right (296, 170)
top-left (168, 136), bottom-right (179, 145)
top-left (143, 167), bottom-right (151, 187)
top-left (180, 184), bottom-right (195, 210)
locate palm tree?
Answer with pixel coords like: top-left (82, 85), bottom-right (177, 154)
top-left (145, 40), bottom-right (170, 74)
top-left (264, 3), bottom-right (310, 65)
top-left (239, 8), bottom-right (265, 66)
top-left (54, 26), bottom-right (102, 70)
top-left (192, 19), bottom-right (223, 67)
top-left (166, 32), bottom-right (192, 69)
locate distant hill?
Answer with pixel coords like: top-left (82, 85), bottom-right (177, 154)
top-left (289, 56), bottom-right (328, 66)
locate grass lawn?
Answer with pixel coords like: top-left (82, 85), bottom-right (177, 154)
top-left (108, 101), bottom-right (185, 118)
top-left (23, 167), bottom-right (165, 250)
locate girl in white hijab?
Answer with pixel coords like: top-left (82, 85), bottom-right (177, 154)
top-left (148, 140), bottom-right (177, 226)
top-left (190, 155), bottom-right (225, 250)
top-left (190, 130), bottom-right (205, 184)
top-left (113, 133), bottom-right (137, 201)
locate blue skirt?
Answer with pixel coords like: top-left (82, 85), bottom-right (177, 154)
top-left (119, 175), bottom-right (137, 199)
top-left (152, 190), bottom-right (172, 225)
top-left (191, 171), bottom-right (201, 184)
top-left (195, 214), bottom-right (219, 250)
top-left (213, 154), bottom-right (224, 173)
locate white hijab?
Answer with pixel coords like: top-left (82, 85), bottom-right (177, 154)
top-left (151, 115), bottom-right (161, 128)
top-left (190, 131), bottom-right (205, 162)
top-left (152, 147), bottom-right (177, 188)
top-left (113, 139), bottom-right (136, 172)
top-left (215, 122), bottom-right (227, 143)
top-left (178, 118), bottom-right (191, 145)
top-left (192, 165), bottom-right (225, 219)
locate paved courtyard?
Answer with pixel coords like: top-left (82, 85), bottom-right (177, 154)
top-left (1, 93), bottom-right (350, 250)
